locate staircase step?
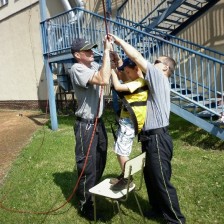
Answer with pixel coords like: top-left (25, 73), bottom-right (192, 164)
top-left (192, 0), bottom-right (209, 4)
top-left (182, 2), bottom-right (201, 10)
top-left (168, 1), bottom-right (200, 10)
top-left (163, 19), bottom-right (182, 25)
top-left (197, 110), bottom-right (215, 118)
top-left (169, 10), bottom-right (191, 18)
top-left (183, 98), bottom-right (222, 109)
top-left (156, 26), bottom-right (173, 32)
top-left (170, 83), bottom-right (180, 88)
top-left (171, 94), bottom-right (203, 101)
top-left (158, 9), bottom-right (191, 18)
top-left (172, 88), bottom-right (191, 94)
top-left (197, 107), bottom-right (224, 118)
top-left (211, 120), bottom-right (224, 128)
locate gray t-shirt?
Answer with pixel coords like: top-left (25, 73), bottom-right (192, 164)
top-left (70, 61), bottom-right (104, 119)
top-left (143, 62), bottom-right (170, 130)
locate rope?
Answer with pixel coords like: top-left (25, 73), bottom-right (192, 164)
top-left (102, 0), bottom-right (109, 38)
top-left (0, 70), bottom-right (104, 216)
top-left (0, 0), bottom-right (108, 215)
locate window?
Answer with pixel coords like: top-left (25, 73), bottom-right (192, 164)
top-left (0, 0), bottom-right (8, 7)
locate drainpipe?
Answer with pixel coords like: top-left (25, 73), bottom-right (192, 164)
top-left (61, 0), bottom-right (84, 22)
top-left (39, 0), bottom-right (58, 131)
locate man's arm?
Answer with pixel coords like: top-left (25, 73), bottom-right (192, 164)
top-left (89, 38), bottom-right (112, 85)
top-left (108, 34), bottom-right (148, 74)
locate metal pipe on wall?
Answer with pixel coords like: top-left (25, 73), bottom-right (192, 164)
top-left (61, 0), bottom-right (84, 22)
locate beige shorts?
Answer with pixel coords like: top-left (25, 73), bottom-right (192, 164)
top-left (114, 118), bottom-right (135, 157)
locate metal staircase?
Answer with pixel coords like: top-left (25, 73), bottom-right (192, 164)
top-left (116, 0), bottom-right (219, 36)
top-left (39, 4), bottom-right (224, 139)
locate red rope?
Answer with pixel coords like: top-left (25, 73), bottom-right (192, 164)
top-left (0, 6), bottom-right (107, 213)
top-left (102, 0), bottom-right (109, 39)
top-left (0, 79), bottom-right (104, 215)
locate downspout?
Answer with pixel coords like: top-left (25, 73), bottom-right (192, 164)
top-left (61, 0), bottom-right (84, 22)
top-left (39, 0), bottom-right (58, 131)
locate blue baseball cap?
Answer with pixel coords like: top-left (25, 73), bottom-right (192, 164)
top-left (118, 58), bottom-right (136, 71)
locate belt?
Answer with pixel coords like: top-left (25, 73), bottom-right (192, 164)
top-left (141, 126), bottom-right (168, 136)
top-left (76, 117), bottom-right (101, 124)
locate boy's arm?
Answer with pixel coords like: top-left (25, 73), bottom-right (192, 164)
top-left (111, 70), bottom-right (129, 92)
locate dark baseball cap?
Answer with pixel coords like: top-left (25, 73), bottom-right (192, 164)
top-left (71, 38), bottom-right (97, 54)
top-left (118, 58), bottom-right (136, 71)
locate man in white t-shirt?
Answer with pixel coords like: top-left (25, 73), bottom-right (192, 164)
top-left (70, 37), bottom-right (113, 221)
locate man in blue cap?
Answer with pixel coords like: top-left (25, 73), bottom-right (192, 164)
top-left (70, 37), bottom-right (113, 221)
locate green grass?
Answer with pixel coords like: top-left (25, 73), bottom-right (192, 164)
top-left (0, 109), bottom-right (223, 224)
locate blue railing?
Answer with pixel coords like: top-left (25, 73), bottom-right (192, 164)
top-left (115, 17), bottom-right (224, 61)
top-left (40, 7), bottom-right (224, 120)
top-left (116, 0), bottom-right (212, 33)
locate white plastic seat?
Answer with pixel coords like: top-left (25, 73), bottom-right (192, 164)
top-left (89, 152), bottom-right (146, 223)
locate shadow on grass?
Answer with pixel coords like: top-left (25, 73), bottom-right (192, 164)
top-left (106, 112), bottom-right (224, 151)
top-left (52, 171), bottom-right (165, 223)
top-left (52, 171), bottom-right (78, 209)
top-left (169, 113), bottom-right (224, 151)
top-left (52, 171), bottom-right (117, 222)
top-left (59, 110), bottom-right (224, 151)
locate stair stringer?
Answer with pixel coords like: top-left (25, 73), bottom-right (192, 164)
top-left (171, 103), bottom-right (224, 140)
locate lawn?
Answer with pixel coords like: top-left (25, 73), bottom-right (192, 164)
top-left (0, 109), bottom-right (223, 224)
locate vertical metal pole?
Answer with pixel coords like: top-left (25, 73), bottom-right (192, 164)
top-left (45, 60), bottom-right (58, 131)
top-left (39, 0), bottom-right (58, 130)
top-left (39, 0), bottom-right (47, 20)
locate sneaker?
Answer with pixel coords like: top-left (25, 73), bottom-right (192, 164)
top-left (110, 176), bottom-right (133, 191)
top-left (109, 173), bottom-right (124, 184)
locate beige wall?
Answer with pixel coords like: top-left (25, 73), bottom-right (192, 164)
top-left (44, 0), bottom-right (124, 18)
top-left (0, 0), bottom-right (39, 21)
top-left (177, 0), bottom-right (224, 55)
top-left (0, 2), bottom-right (46, 102)
top-left (45, 0), bottom-right (66, 17)
top-left (0, 0), bottom-right (124, 103)
top-left (0, 0), bottom-right (78, 104)
top-left (85, 0), bottom-right (124, 17)
top-left (0, 0), bottom-right (223, 110)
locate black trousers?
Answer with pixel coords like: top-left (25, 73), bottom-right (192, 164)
top-left (74, 119), bottom-right (108, 209)
top-left (141, 130), bottom-right (186, 224)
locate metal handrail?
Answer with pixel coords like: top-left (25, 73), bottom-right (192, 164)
top-left (40, 7), bottom-right (224, 118)
top-left (40, 7), bottom-right (224, 63)
top-left (115, 17), bottom-right (224, 59)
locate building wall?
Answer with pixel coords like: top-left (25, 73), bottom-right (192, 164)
top-left (84, 0), bottom-right (124, 17)
top-left (0, 0), bottom-right (118, 110)
top-left (0, 0), bottom-right (39, 21)
top-left (0, 0), bottom-right (80, 110)
top-left (177, 0), bottom-right (224, 55)
top-left (0, 1), bottom-right (47, 110)
top-left (0, 0), bottom-right (223, 111)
